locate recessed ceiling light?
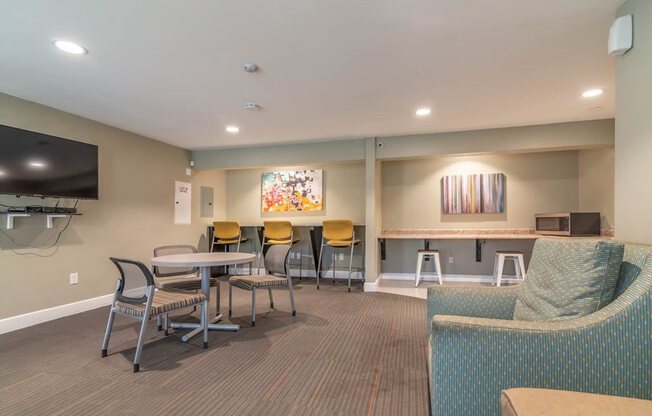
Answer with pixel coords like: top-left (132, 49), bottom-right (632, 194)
top-left (225, 126), bottom-right (240, 133)
top-left (53, 40), bottom-right (87, 55)
top-left (416, 107), bottom-right (432, 117)
top-left (29, 161), bottom-right (47, 168)
top-left (0, 170), bottom-right (5, 176)
top-left (582, 88), bottom-right (604, 98)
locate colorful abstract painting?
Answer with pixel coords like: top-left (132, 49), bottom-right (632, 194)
top-left (261, 170), bottom-right (323, 213)
top-left (441, 173), bottom-right (505, 214)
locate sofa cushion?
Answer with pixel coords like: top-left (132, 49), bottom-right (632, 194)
top-left (500, 388), bottom-right (652, 416)
top-left (513, 238), bottom-right (624, 321)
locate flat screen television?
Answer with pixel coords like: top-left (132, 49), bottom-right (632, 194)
top-left (0, 124), bottom-right (99, 199)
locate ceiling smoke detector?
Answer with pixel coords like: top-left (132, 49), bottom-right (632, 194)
top-left (243, 63), bottom-right (259, 73)
top-left (244, 102), bottom-right (260, 111)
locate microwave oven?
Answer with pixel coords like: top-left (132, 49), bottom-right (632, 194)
top-left (535, 212), bottom-right (601, 236)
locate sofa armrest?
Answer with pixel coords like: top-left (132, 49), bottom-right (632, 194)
top-left (428, 300), bottom-right (652, 416)
top-left (427, 285), bottom-right (518, 331)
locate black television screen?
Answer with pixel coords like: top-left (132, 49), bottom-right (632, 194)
top-left (0, 124), bottom-right (99, 199)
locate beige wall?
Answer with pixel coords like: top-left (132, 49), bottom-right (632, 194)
top-left (225, 162), bottom-right (365, 226)
top-left (380, 151), bottom-right (585, 275)
top-left (0, 93), bottom-right (224, 319)
top-left (192, 139), bottom-right (365, 170)
top-left (578, 148), bottom-right (615, 229)
top-left (377, 119), bottom-right (614, 160)
top-left (222, 162), bottom-right (366, 274)
top-left (615, 0), bottom-right (652, 244)
top-left (382, 151), bottom-right (580, 230)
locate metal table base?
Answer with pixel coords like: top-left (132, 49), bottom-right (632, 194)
top-left (170, 314), bottom-right (240, 342)
top-left (168, 265), bottom-right (244, 342)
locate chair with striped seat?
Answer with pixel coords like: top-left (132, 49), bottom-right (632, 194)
top-left (101, 257), bottom-right (208, 373)
top-left (228, 244), bottom-right (296, 327)
top-left (152, 245), bottom-right (220, 332)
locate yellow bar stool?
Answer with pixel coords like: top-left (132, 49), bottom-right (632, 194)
top-left (316, 219), bottom-right (364, 292)
top-left (258, 221), bottom-right (302, 276)
top-left (211, 221), bottom-right (249, 274)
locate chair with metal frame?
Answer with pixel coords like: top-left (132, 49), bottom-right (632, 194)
top-left (229, 244), bottom-right (296, 327)
top-left (316, 219), bottom-right (365, 292)
top-left (258, 221), bottom-right (302, 276)
top-left (211, 221), bottom-right (250, 274)
top-left (101, 257), bottom-right (208, 373)
top-left (152, 245), bottom-right (220, 332)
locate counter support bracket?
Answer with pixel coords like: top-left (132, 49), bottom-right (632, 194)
top-left (475, 239), bottom-right (486, 262)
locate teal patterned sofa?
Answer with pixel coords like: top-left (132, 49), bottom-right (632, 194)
top-left (427, 243), bottom-right (652, 416)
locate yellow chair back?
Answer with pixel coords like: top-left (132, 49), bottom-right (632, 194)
top-left (213, 221), bottom-right (241, 239)
top-left (263, 221), bottom-right (293, 240)
top-left (323, 220), bottom-right (354, 241)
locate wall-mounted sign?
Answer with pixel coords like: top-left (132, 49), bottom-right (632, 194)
top-left (261, 170), bottom-right (323, 213)
top-left (441, 173), bottom-right (505, 214)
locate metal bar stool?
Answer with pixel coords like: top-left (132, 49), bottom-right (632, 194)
top-left (211, 221), bottom-right (250, 274)
top-left (316, 219), bottom-right (364, 292)
top-left (416, 249), bottom-right (443, 286)
top-left (258, 221), bottom-right (302, 277)
top-left (493, 250), bottom-right (527, 287)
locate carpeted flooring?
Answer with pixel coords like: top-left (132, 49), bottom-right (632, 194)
top-left (0, 281), bottom-right (429, 415)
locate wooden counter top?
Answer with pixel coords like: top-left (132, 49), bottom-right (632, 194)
top-left (380, 229), bottom-right (539, 240)
top-left (380, 229), bottom-right (615, 240)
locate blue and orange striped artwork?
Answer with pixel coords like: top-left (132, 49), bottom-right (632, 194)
top-left (441, 173), bottom-right (505, 214)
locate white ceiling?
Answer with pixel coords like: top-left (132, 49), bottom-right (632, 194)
top-left (0, 0), bottom-right (623, 150)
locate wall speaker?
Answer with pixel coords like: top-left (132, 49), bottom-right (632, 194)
top-left (608, 15), bottom-right (633, 56)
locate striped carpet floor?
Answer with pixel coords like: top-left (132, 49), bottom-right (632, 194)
top-left (0, 282), bottom-right (429, 415)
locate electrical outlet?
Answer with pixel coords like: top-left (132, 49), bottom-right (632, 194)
top-left (289, 252), bottom-right (295, 259)
top-left (69, 272), bottom-right (79, 285)
top-left (448, 257), bottom-right (454, 264)
top-left (296, 252), bottom-right (301, 259)
top-left (339, 253), bottom-right (344, 261)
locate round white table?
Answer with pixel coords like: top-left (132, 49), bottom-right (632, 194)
top-left (151, 252), bottom-right (256, 342)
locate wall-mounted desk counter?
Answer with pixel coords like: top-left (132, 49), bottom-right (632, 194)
top-left (379, 229), bottom-right (539, 262)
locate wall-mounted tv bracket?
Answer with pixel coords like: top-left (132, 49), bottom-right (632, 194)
top-left (3, 213), bottom-right (78, 230)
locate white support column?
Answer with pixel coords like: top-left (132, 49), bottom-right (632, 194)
top-left (364, 137), bottom-right (382, 288)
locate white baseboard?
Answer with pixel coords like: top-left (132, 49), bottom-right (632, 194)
top-left (363, 281), bottom-right (378, 292)
top-left (0, 270), bottom-right (496, 334)
top-left (380, 272), bottom-right (495, 283)
top-left (0, 293), bottom-right (113, 335)
top-left (0, 287), bottom-right (144, 335)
